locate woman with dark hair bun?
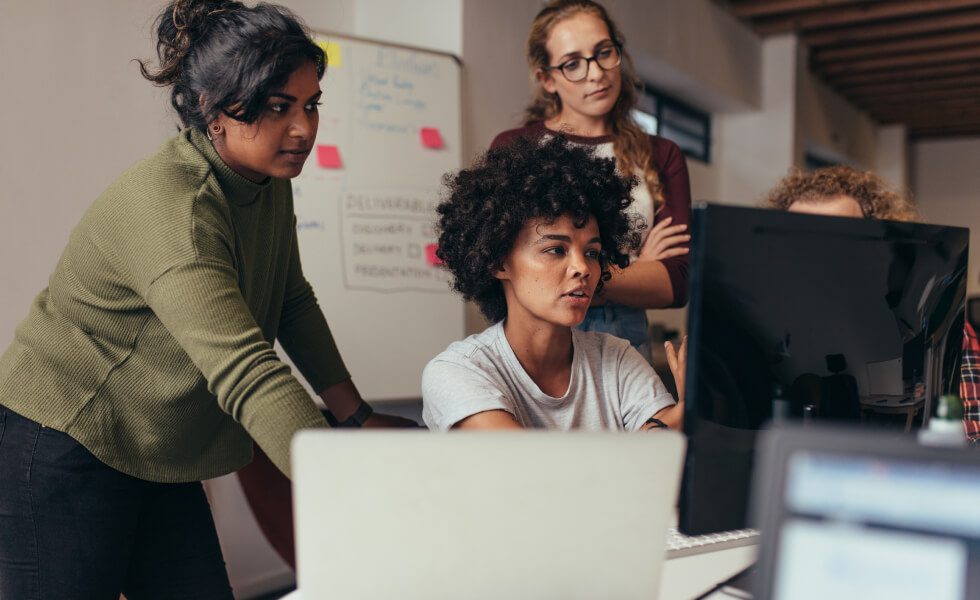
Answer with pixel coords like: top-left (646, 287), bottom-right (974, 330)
top-left (0, 1), bottom-right (411, 596)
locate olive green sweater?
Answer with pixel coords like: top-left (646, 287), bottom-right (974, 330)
top-left (0, 128), bottom-right (347, 482)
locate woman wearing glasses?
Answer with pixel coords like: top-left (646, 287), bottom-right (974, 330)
top-left (491, 0), bottom-right (692, 363)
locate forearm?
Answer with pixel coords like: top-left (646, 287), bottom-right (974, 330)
top-left (646, 401), bottom-right (684, 430)
top-left (598, 261), bottom-right (675, 309)
top-left (454, 410), bottom-right (524, 430)
top-left (317, 377), bottom-right (361, 421)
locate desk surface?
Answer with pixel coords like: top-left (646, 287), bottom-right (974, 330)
top-left (659, 544), bottom-right (758, 600)
top-left (280, 543), bottom-right (758, 600)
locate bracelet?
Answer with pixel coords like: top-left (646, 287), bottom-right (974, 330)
top-left (645, 417), bottom-right (669, 430)
top-left (324, 399), bottom-right (374, 428)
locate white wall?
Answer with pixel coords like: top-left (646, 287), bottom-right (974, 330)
top-left (912, 138), bottom-right (980, 298)
top-left (0, 0), bottom-right (174, 347)
top-left (875, 124), bottom-right (909, 192)
top-left (604, 0), bottom-right (762, 113)
top-left (799, 72), bottom-right (878, 170)
top-left (354, 0), bottom-right (461, 56)
top-left (714, 34), bottom-right (799, 207)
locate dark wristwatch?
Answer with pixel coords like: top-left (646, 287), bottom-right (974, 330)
top-left (324, 399), bottom-right (374, 428)
top-left (644, 417), bottom-right (669, 430)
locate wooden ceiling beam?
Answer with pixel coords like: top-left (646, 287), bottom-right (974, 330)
top-left (838, 74), bottom-right (980, 98)
top-left (911, 124), bottom-right (980, 139)
top-left (856, 97), bottom-right (980, 118)
top-left (817, 45), bottom-right (980, 75)
top-left (871, 108), bottom-right (980, 126)
top-left (731, 0), bottom-right (868, 19)
top-left (811, 28), bottom-right (980, 63)
top-left (869, 108), bottom-right (980, 122)
top-left (749, 0), bottom-right (980, 35)
top-left (725, 1), bottom-right (980, 139)
top-left (850, 87), bottom-right (980, 110)
top-left (826, 61), bottom-right (980, 87)
top-left (802, 7), bottom-right (980, 47)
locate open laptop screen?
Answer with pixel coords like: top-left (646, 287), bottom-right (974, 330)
top-left (752, 426), bottom-right (980, 600)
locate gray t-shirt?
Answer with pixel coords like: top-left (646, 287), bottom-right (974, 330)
top-left (422, 321), bottom-right (675, 431)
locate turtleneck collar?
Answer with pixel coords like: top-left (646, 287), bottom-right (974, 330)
top-left (185, 127), bottom-right (271, 206)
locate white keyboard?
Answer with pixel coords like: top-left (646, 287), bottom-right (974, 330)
top-left (665, 526), bottom-right (759, 558)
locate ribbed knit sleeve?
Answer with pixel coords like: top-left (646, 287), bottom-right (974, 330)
top-left (277, 219), bottom-right (350, 393)
top-left (145, 260), bottom-right (328, 476)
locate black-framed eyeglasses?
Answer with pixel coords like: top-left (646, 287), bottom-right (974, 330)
top-left (542, 44), bottom-right (622, 82)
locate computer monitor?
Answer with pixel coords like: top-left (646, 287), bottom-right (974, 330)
top-left (750, 424), bottom-right (980, 600)
top-left (679, 204), bottom-right (968, 536)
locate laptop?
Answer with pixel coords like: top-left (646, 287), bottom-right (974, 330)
top-left (291, 430), bottom-right (686, 600)
top-left (750, 424), bottom-right (980, 600)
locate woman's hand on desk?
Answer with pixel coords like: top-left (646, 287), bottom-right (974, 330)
top-left (362, 413), bottom-right (421, 428)
top-left (319, 378), bottom-right (420, 428)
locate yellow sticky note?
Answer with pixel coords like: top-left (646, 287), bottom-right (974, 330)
top-left (316, 40), bottom-right (342, 68)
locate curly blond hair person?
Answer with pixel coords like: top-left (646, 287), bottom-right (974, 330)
top-left (765, 165), bottom-right (917, 222)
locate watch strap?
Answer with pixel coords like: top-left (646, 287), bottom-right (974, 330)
top-left (324, 399), bottom-right (374, 428)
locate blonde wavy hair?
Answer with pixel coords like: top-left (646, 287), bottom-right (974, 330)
top-left (765, 166), bottom-right (918, 222)
top-left (524, 0), bottom-right (663, 209)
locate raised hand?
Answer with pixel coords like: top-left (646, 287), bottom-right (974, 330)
top-left (665, 335), bottom-right (688, 406)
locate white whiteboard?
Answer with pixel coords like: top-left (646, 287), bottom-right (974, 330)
top-left (290, 32), bottom-right (464, 401)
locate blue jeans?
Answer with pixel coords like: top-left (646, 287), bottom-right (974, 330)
top-left (0, 404), bottom-right (234, 600)
top-left (577, 303), bottom-right (653, 363)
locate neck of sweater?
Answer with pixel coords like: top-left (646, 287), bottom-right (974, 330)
top-left (186, 128), bottom-right (271, 206)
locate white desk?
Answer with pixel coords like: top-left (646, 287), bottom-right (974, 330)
top-left (279, 543), bottom-right (758, 600)
top-left (659, 543), bottom-right (758, 600)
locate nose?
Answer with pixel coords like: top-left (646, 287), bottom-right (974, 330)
top-left (569, 250), bottom-right (591, 279)
top-left (290, 110), bottom-right (317, 139)
top-left (585, 57), bottom-right (605, 81)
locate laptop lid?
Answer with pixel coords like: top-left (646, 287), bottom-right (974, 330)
top-left (292, 430), bottom-right (686, 600)
top-left (750, 425), bottom-right (980, 600)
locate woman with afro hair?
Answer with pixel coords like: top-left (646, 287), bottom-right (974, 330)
top-left (423, 135), bottom-right (685, 431)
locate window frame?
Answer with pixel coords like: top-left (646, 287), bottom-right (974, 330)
top-left (632, 82), bottom-right (712, 164)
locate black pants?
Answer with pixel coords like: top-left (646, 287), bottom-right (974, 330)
top-left (0, 405), bottom-right (234, 600)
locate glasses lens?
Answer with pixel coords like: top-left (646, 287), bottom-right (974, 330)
top-left (562, 58), bottom-right (587, 82)
top-left (597, 46), bottom-right (621, 70)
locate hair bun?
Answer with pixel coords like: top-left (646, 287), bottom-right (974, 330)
top-left (171, 0), bottom-right (240, 37)
top-left (140, 0), bottom-right (242, 88)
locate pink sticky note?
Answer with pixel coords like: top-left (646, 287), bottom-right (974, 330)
top-left (316, 145), bottom-right (342, 168)
top-left (420, 127), bottom-right (444, 149)
top-left (425, 243), bottom-right (443, 266)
